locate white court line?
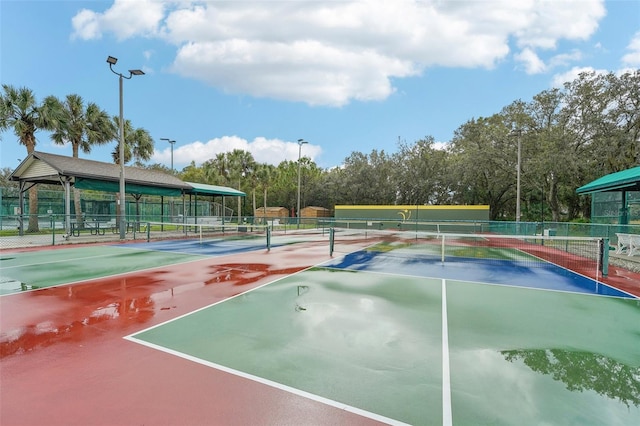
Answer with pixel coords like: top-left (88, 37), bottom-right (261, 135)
top-left (0, 253), bottom-right (121, 270)
top-left (442, 278), bottom-right (453, 426)
top-left (123, 255), bottom-right (414, 425)
top-left (0, 246), bottom-right (163, 271)
top-left (125, 337), bottom-right (411, 426)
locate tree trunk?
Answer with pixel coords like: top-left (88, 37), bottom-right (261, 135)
top-left (72, 145), bottom-right (83, 225)
top-left (263, 188), bottom-right (268, 225)
top-left (252, 189), bottom-right (256, 220)
top-left (27, 187), bottom-right (39, 233)
top-left (73, 188), bottom-right (83, 225)
top-left (25, 139), bottom-right (39, 232)
top-left (549, 180), bottom-right (560, 222)
top-left (116, 192), bottom-right (123, 230)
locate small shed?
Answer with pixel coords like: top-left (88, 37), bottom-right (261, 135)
top-left (301, 206), bottom-right (331, 218)
top-left (255, 207), bottom-right (289, 219)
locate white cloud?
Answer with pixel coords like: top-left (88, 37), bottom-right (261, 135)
top-left (513, 0), bottom-right (605, 49)
top-left (72, 0), bottom-right (165, 41)
top-left (622, 31), bottom-right (640, 67)
top-left (515, 48), bottom-right (547, 74)
top-left (72, 0), bottom-right (607, 106)
top-left (71, 9), bottom-right (102, 40)
top-left (548, 50), bottom-right (583, 68)
top-left (550, 66), bottom-right (608, 88)
top-left (152, 136), bottom-right (323, 168)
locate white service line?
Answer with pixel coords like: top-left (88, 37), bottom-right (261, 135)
top-left (442, 278), bottom-right (453, 426)
top-left (125, 338), bottom-right (411, 426)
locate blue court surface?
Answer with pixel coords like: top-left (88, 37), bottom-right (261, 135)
top-left (324, 249), bottom-right (635, 298)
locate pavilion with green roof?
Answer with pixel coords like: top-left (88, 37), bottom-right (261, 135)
top-left (576, 166), bottom-right (640, 225)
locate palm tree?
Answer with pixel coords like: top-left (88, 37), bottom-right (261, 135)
top-left (208, 152), bottom-right (229, 185)
top-left (109, 116), bottom-right (155, 226)
top-left (109, 116), bottom-right (154, 164)
top-left (0, 85), bottom-right (63, 232)
top-left (256, 163), bottom-right (276, 223)
top-left (48, 94), bottom-right (115, 224)
top-left (226, 149), bottom-right (255, 222)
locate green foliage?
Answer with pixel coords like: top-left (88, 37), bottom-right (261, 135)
top-left (3, 70), bottom-right (639, 222)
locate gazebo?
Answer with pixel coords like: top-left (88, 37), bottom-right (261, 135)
top-left (10, 151), bottom-right (244, 235)
top-left (576, 166), bottom-right (640, 224)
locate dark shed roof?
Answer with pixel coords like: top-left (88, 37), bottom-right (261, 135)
top-left (10, 151), bottom-right (191, 196)
top-left (10, 151), bottom-right (249, 197)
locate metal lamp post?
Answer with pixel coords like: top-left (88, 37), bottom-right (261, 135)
top-left (107, 56), bottom-right (144, 239)
top-left (160, 138), bottom-right (176, 171)
top-left (296, 139), bottom-right (308, 228)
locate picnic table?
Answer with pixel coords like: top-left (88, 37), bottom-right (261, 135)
top-left (70, 219), bottom-right (117, 236)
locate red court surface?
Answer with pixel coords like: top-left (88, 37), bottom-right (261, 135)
top-left (1, 241), bottom-right (385, 426)
top-left (1, 238), bottom-right (639, 426)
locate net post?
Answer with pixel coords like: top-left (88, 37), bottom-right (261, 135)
top-left (146, 222), bottom-right (151, 242)
top-left (441, 233), bottom-right (445, 263)
top-left (329, 227), bottom-right (335, 256)
top-left (51, 214), bottom-right (56, 246)
top-left (267, 227), bottom-right (271, 251)
top-left (600, 238), bottom-right (609, 277)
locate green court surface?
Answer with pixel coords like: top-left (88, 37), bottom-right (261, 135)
top-left (131, 268), bottom-right (640, 425)
top-left (0, 246), bottom-right (206, 294)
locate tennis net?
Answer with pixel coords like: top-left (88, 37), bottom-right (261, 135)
top-left (329, 228), bottom-right (606, 278)
top-left (143, 221), bottom-right (270, 246)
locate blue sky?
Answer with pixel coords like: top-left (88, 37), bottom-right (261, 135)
top-left (1, 0), bottom-right (639, 171)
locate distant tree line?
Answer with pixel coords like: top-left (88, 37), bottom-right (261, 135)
top-left (1, 70), bottom-right (638, 232)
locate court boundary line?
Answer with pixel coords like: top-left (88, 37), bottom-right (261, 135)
top-left (123, 263), bottom-right (414, 425)
top-left (0, 245), bottom-right (196, 271)
top-left (0, 247), bottom-right (259, 298)
top-left (317, 264), bottom-right (637, 299)
top-left (123, 251), bottom-right (434, 425)
top-left (122, 253), bottom-right (631, 426)
top-left (319, 248), bottom-right (637, 299)
top-left (0, 237), bottom-right (334, 298)
top-left (123, 258), bottom-right (426, 425)
top-left (124, 266), bottom-right (315, 335)
top-left (442, 278), bottom-right (453, 426)
top-left (124, 337), bottom-right (411, 426)
top-left (330, 234), bottom-right (605, 283)
top-left (113, 240), bottom-right (271, 257)
top-left (120, 251), bottom-right (369, 336)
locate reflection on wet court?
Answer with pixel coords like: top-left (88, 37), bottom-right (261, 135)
top-left (131, 262), bottom-right (640, 425)
top-left (2, 232), bottom-right (640, 425)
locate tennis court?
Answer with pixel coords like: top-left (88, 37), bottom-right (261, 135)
top-left (1, 228), bottom-right (639, 425)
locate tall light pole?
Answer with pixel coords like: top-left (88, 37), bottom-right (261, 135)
top-left (107, 56), bottom-right (145, 239)
top-left (509, 129), bottom-right (523, 225)
top-left (297, 139), bottom-right (308, 228)
top-left (160, 138), bottom-right (176, 171)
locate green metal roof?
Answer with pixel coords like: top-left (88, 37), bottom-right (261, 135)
top-left (576, 166), bottom-right (640, 194)
top-left (75, 177), bottom-right (184, 196)
top-left (185, 181), bottom-right (245, 197)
